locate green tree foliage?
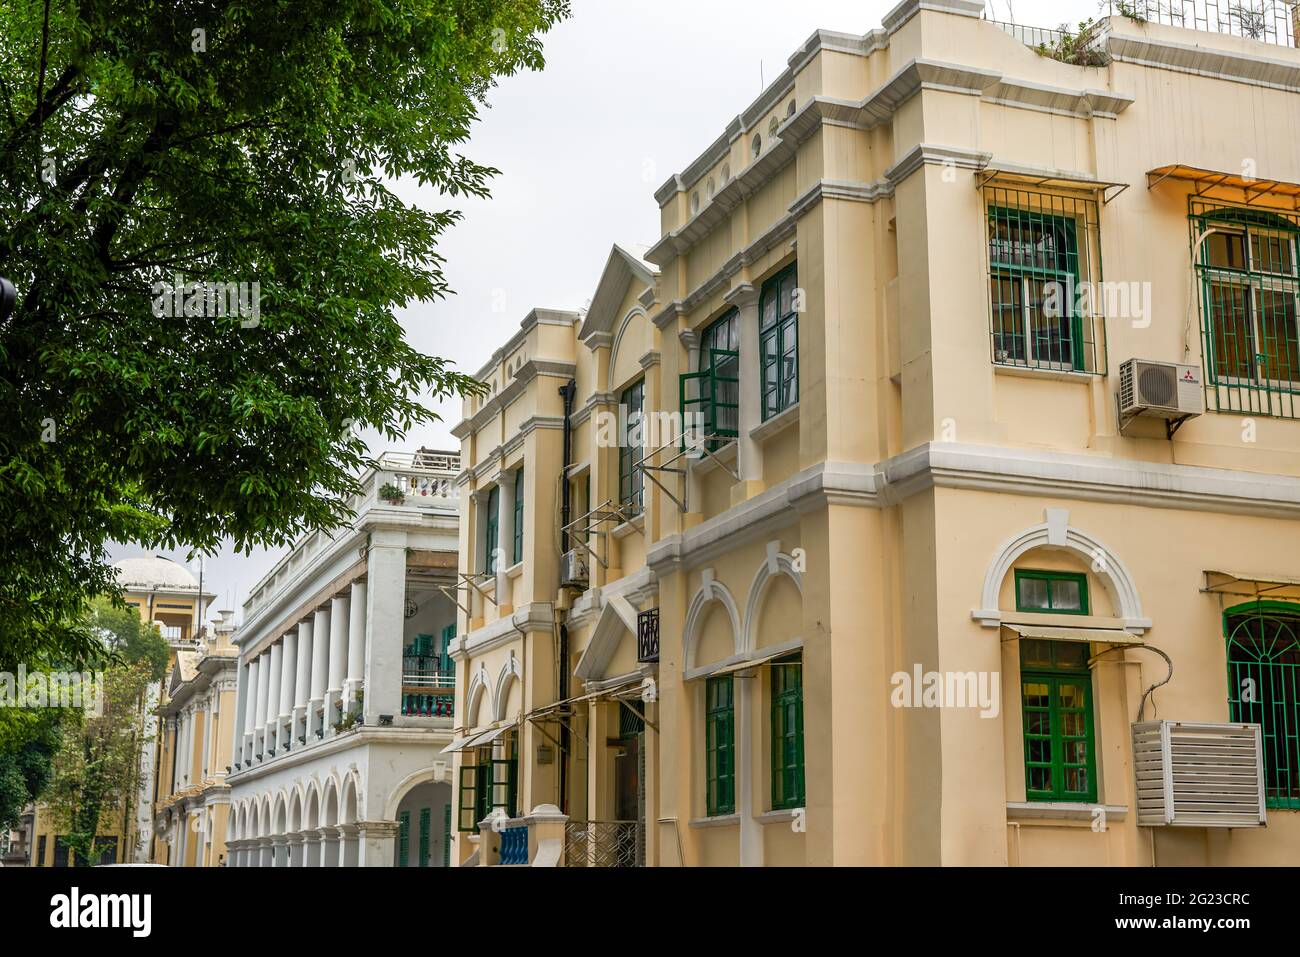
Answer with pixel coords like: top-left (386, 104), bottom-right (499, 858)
top-left (0, 708), bottom-right (63, 831)
top-left (44, 658), bottom-right (154, 866)
top-left (88, 597), bottom-right (169, 682)
top-left (0, 0), bottom-right (569, 667)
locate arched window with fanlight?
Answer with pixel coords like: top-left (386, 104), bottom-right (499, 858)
top-left (1225, 602), bottom-right (1300, 808)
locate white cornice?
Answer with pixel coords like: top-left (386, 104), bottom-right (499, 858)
top-left (882, 0), bottom-right (984, 34)
top-left (1107, 31), bottom-right (1300, 93)
top-left (647, 443), bottom-right (1300, 574)
top-left (885, 143), bottom-right (993, 186)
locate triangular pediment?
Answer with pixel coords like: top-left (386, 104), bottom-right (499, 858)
top-left (579, 244), bottom-right (657, 343)
top-left (573, 594), bottom-right (639, 681)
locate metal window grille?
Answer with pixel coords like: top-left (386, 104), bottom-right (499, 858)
top-left (1191, 199), bottom-right (1300, 419)
top-left (984, 187), bottom-right (1105, 375)
top-left (1226, 604), bottom-right (1300, 808)
top-left (636, 609), bottom-right (660, 663)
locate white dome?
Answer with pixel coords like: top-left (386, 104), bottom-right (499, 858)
top-left (113, 556), bottom-right (200, 592)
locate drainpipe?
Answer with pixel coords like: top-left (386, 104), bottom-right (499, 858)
top-left (1293, 3), bottom-right (1299, 48)
top-left (557, 380), bottom-right (577, 814)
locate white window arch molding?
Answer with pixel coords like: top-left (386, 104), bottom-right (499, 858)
top-left (608, 305), bottom-right (650, 386)
top-left (683, 569), bottom-right (742, 672)
top-left (493, 653), bottom-right (522, 723)
top-left (465, 663), bottom-right (493, 729)
top-left (971, 508), bottom-right (1151, 633)
top-left (742, 541), bottom-right (804, 656)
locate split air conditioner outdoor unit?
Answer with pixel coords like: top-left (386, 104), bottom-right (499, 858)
top-left (560, 548), bottom-right (589, 588)
top-left (1132, 720), bottom-right (1267, 828)
top-left (1118, 358), bottom-right (1204, 434)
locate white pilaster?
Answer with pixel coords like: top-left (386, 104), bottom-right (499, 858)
top-left (363, 534), bottom-right (407, 725)
top-left (345, 580), bottom-right (367, 709)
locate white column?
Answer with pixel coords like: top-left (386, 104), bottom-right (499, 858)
top-left (245, 656), bottom-right (261, 761)
top-left (233, 662), bottom-right (248, 758)
top-left (177, 711), bottom-right (190, 787)
top-left (725, 282), bottom-right (762, 484)
top-left (309, 606), bottom-right (330, 737)
top-left (200, 696), bottom-right (212, 779)
top-left (266, 642), bottom-right (283, 754)
top-left (496, 469), bottom-right (516, 598)
top-left (345, 581), bottom-right (367, 710)
top-left (294, 619), bottom-right (313, 742)
top-left (254, 650), bottom-right (271, 757)
top-left (363, 533), bottom-right (407, 725)
top-left (326, 594), bottom-right (349, 733)
top-left (279, 629), bottom-right (297, 749)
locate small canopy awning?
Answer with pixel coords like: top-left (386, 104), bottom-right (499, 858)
top-left (439, 723), bottom-right (516, 754)
top-left (1002, 624), bottom-right (1144, 646)
top-left (977, 161), bottom-right (1129, 202)
top-left (1147, 165), bottom-right (1300, 210)
top-left (1203, 570), bottom-right (1300, 602)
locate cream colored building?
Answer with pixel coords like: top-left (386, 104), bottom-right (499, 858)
top-left (450, 1), bottom-right (1300, 866)
top-left (152, 609), bottom-right (239, 866)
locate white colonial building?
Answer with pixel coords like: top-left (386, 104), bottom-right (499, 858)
top-left (225, 450), bottom-right (461, 867)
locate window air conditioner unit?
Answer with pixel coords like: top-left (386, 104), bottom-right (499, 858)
top-left (1118, 359), bottom-right (1204, 422)
top-left (1132, 721), bottom-right (1266, 828)
top-left (560, 549), bottom-right (589, 588)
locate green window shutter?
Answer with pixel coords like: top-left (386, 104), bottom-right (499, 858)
top-left (618, 379), bottom-right (645, 512)
top-left (475, 758), bottom-right (493, 826)
top-left (397, 810), bottom-right (410, 867)
top-left (418, 807), bottom-right (430, 868)
top-left (457, 765), bottom-right (479, 832)
top-left (770, 653), bottom-right (805, 810)
top-left (759, 265), bottom-right (799, 421)
top-left (1226, 603), bottom-right (1300, 808)
top-left (512, 468), bottom-right (525, 564)
top-left (680, 311), bottom-right (740, 450)
top-left (439, 623), bottom-right (456, 674)
top-left (442, 803), bottom-right (452, 867)
top-left (706, 676), bottom-right (736, 816)
top-left (484, 485), bottom-right (500, 573)
top-left (1014, 569), bottom-right (1090, 615)
top-left (1020, 639), bottom-right (1097, 802)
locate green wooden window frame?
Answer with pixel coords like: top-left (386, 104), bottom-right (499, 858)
top-left (1225, 601), bottom-right (1300, 809)
top-left (706, 676), bottom-right (736, 816)
top-left (397, 810), bottom-right (410, 866)
top-left (987, 204), bottom-right (1087, 372)
top-left (484, 485), bottom-right (500, 574)
top-left (512, 467), bottom-right (524, 564)
top-left (1014, 569), bottom-right (1090, 615)
top-left (442, 803), bottom-right (452, 867)
top-left (1193, 205), bottom-right (1300, 414)
top-left (457, 765), bottom-right (479, 832)
top-left (619, 378), bottom-right (645, 513)
top-left (770, 653), bottom-right (805, 810)
top-left (418, 807), bottom-right (430, 867)
top-left (760, 265), bottom-right (799, 420)
top-left (1020, 639), bottom-right (1097, 803)
top-left (681, 311), bottom-right (740, 450)
top-left (461, 745), bottom-right (520, 830)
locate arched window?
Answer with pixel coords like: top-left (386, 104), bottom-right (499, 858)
top-left (1226, 603), bottom-right (1300, 807)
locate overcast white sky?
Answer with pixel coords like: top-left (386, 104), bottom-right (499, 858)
top-left (108, 0), bottom-right (1099, 620)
